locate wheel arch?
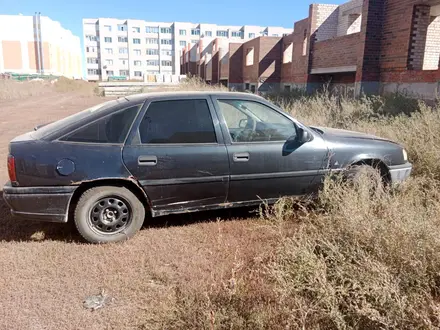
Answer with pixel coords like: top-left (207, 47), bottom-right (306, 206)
top-left (67, 178), bottom-right (151, 223)
top-left (348, 158), bottom-right (391, 183)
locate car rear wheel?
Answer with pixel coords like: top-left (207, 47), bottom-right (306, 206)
top-left (74, 186), bottom-right (145, 244)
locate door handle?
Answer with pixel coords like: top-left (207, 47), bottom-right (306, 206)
top-left (233, 152), bottom-right (250, 162)
top-left (138, 155), bottom-right (157, 166)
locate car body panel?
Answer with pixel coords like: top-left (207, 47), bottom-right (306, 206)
top-left (122, 94), bottom-right (230, 213)
top-left (210, 95), bottom-right (330, 202)
top-left (2, 91), bottom-right (413, 224)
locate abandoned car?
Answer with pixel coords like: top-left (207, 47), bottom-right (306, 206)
top-left (3, 92), bottom-right (412, 243)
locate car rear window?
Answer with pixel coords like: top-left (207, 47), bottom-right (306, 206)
top-left (61, 105), bottom-right (140, 144)
top-left (31, 99), bottom-right (123, 140)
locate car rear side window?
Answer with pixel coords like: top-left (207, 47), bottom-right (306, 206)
top-left (139, 99), bottom-right (216, 144)
top-left (61, 105), bottom-right (140, 144)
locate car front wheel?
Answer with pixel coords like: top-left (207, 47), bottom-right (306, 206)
top-left (74, 186), bottom-right (145, 244)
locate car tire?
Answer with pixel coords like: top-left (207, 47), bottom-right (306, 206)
top-left (74, 186), bottom-right (145, 244)
top-left (345, 164), bottom-right (388, 187)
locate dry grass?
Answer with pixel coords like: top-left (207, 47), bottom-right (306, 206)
top-left (1, 82), bottom-right (440, 329)
top-left (0, 77), bottom-right (101, 101)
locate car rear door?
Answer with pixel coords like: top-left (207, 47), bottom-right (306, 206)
top-left (122, 96), bottom-right (229, 214)
top-left (211, 96), bottom-right (329, 203)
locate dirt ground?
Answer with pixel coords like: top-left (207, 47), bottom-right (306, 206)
top-left (0, 92), bottom-right (265, 329)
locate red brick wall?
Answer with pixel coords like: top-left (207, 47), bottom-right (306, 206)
top-left (366, 0), bottom-right (440, 83)
top-left (189, 62), bottom-right (197, 75)
top-left (212, 52), bottom-right (219, 84)
top-left (242, 38), bottom-right (260, 82)
top-left (241, 37), bottom-right (282, 83)
top-left (281, 33), bottom-right (294, 82)
top-left (229, 43), bottom-right (243, 84)
top-left (258, 37), bottom-right (282, 83)
top-left (219, 52), bottom-right (229, 80)
top-left (200, 59), bottom-right (205, 80)
top-left (311, 33), bottom-right (361, 69)
top-left (286, 18), bottom-right (311, 84)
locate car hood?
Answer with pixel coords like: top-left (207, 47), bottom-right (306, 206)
top-left (310, 126), bottom-right (396, 144)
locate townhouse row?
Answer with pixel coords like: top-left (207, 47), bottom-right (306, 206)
top-left (182, 0), bottom-right (440, 100)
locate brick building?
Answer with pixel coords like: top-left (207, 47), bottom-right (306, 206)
top-left (184, 0), bottom-right (440, 100)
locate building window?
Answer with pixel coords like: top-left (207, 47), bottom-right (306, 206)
top-left (283, 33), bottom-right (289, 37)
top-left (105, 59), bottom-right (113, 66)
top-left (106, 70), bottom-right (114, 76)
top-left (119, 48), bottom-right (128, 54)
top-left (119, 70), bottom-right (129, 76)
top-left (205, 31), bottom-right (212, 37)
top-left (302, 29), bottom-right (308, 56)
top-left (160, 39), bottom-right (172, 45)
top-left (191, 29), bottom-right (201, 36)
top-left (104, 25), bottom-right (112, 32)
top-left (146, 38), bottom-right (159, 44)
top-left (87, 69), bottom-right (100, 75)
top-left (261, 31), bottom-right (268, 36)
top-left (118, 36), bottom-right (128, 42)
top-left (179, 40), bottom-right (186, 47)
top-left (272, 34), bottom-right (279, 37)
top-left (216, 30), bottom-right (228, 37)
top-left (117, 24), bottom-right (127, 32)
top-left (146, 26), bottom-right (159, 33)
top-left (161, 60), bottom-right (172, 66)
top-left (132, 27), bottom-right (140, 33)
top-left (86, 35), bottom-right (97, 41)
top-left (146, 70), bottom-right (160, 74)
top-left (119, 58), bottom-right (128, 65)
top-left (139, 100), bottom-right (216, 144)
top-left (146, 48), bottom-right (159, 55)
top-left (104, 48), bottom-right (113, 54)
top-left (134, 71), bottom-right (143, 77)
top-left (161, 49), bottom-right (173, 56)
top-left (231, 31), bottom-right (243, 38)
top-left (133, 38), bottom-right (141, 44)
top-left (147, 60), bottom-right (160, 66)
top-left (283, 43), bottom-right (293, 64)
top-left (248, 33), bottom-right (256, 39)
top-left (179, 29), bottom-right (186, 35)
top-left (246, 48), bottom-right (254, 66)
top-left (104, 37), bottom-right (112, 43)
top-left (160, 27), bottom-right (172, 34)
top-left (87, 58), bottom-right (99, 64)
top-left (134, 60), bottom-right (142, 66)
top-left (191, 40), bottom-right (198, 44)
top-left (133, 49), bottom-right (141, 56)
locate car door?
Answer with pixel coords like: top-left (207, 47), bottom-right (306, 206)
top-left (211, 96), bottom-right (329, 203)
top-left (122, 96), bottom-right (229, 214)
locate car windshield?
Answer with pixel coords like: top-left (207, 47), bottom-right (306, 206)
top-left (31, 99), bottom-right (123, 139)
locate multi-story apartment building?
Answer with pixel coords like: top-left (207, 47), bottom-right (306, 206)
top-left (83, 18), bottom-right (292, 81)
top-left (0, 14), bottom-right (82, 78)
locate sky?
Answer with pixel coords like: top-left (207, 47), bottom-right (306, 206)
top-left (1, 0), bottom-right (347, 38)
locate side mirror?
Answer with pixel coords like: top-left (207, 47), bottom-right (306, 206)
top-left (239, 119), bottom-right (248, 128)
top-left (298, 127), bottom-right (312, 144)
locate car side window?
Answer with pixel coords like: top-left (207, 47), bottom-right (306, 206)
top-left (61, 105), bottom-right (140, 143)
top-left (139, 99), bottom-right (217, 144)
top-left (217, 99), bottom-right (296, 143)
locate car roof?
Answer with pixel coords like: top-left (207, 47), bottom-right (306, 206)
top-left (124, 91), bottom-right (266, 103)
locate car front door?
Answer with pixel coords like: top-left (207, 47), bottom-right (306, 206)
top-left (212, 97), bottom-right (329, 204)
top-left (122, 97), bottom-right (229, 215)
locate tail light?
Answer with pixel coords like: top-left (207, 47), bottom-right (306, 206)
top-left (7, 155), bottom-right (17, 183)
